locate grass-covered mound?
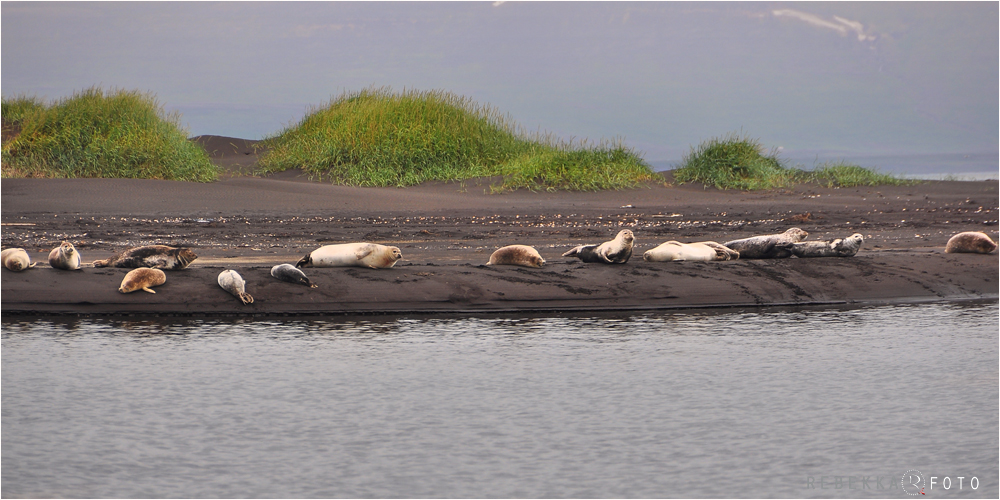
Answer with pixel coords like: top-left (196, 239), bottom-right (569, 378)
top-left (1, 87), bottom-right (217, 181)
top-left (673, 133), bottom-right (907, 190)
top-left (256, 87), bottom-right (655, 191)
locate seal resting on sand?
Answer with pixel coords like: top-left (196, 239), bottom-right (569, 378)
top-left (296, 243), bottom-right (402, 269)
top-left (48, 241), bottom-right (82, 270)
top-left (487, 245), bottom-right (545, 268)
top-left (119, 267), bottom-right (166, 293)
top-left (218, 269), bottom-right (254, 305)
top-left (562, 229), bottom-right (634, 264)
top-left (93, 245), bottom-right (196, 270)
top-left (790, 233), bottom-right (863, 258)
top-left (271, 263), bottom-right (317, 287)
top-left (643, 241), bottom-right (740, 262)
top-left (724, 228), bottom-right (808, 259)
top-left (945, 231), bottom-right (997, 254)
top-left (2, 248), bottom-right (36, 271)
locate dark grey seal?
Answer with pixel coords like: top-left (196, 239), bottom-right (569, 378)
top-left (93, 245), bottom-right (197, 270)
top-left (724, 228), bottom-right (808, 259)
top-left (271, 263), bottom-right (317, 287)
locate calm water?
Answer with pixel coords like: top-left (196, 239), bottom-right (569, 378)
top-left (3, 302), bottom-right (998, 498)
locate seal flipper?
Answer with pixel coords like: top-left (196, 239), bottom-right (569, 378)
top-left (237, 292), bottom-right (254, 305)
top-left (562, 246), bottom-right (584, 257)
top-left (354, 245), bottom-right (375, 260)
top-left (295, 253), bottom-right (312, 268)
top-left (142, 287), bottom-right (157, 294)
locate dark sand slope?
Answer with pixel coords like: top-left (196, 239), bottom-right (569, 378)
top-left (2, 135), bottom-right (997, 315)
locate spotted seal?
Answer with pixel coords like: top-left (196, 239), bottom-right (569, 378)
top-left (945, 231), bottom-right (997, 254)
top-left (48, 241), bottom-right (82, 270)
top-left (296, 243), bottom-right (402, 269)
top-left (93, 245), bottom-right (196, 270)
top-left (487, 245), bottom-right (545, 268)
top-left (218, 269), bottom-right (254, 305)
top-left (2, 248), bottom-right (37, 271)
top-left (643, 241), bottom-right (740, 262)
top-left (790, 233), bottom-right (864, 258)
top-left (119, 267), bottom-right (166, 293)
top-left (723, 228), bottom-right (808, 259)
top-left (271, 263), bottom-right (317, 287)
top-left (562, 229), bottom-right (634, 264)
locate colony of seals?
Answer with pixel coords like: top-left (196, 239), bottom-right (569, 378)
top-left (945, 231), bottom-right (997, 254)
top-left (296, 243), bottom-right (402, 269)
top-left (488, 245), bottom-right (545, 268)
top-left (2, 248), bottom-right (36, 271)
top-left (49, 241), bottom-right (82, 270)
top-left (562, 230), bottom-right (634, 264)
top-left (119, 267), bottom-right (166, 293)
top-left (93, 245), bottom-right (197, 270)
top-left (724, 228), bottom-right (809, 259)
top-left (218, 269), bottom-right (254, 305)
top-left (643, 241), bottom-right (740, 262)
top-left (271, 264), bottom-right (317, 287)
top-left (790, 234), bottom-right (864, 258)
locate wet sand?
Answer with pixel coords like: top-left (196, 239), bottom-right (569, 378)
top-left (2, 136), bottom-right (997, 316)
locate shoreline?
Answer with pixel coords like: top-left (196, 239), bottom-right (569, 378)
top-left (2, 136), bottom-right (997, 317)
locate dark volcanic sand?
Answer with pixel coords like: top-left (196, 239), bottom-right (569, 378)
top-left (2, 135), bottom-right (997, 316)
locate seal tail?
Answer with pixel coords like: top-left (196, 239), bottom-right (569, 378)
top-left (237, 292), bottom-right (254, 305)
top-left (561, 246), bottom-right (583, 257)
top-left (295, 254), bottom-right (311, 268)
top-left (92, 259), bottom-right (110, 268)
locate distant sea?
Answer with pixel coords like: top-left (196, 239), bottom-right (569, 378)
top-left (651, 152), bottom-right (999, 181)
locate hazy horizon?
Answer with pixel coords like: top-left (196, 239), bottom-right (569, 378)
top-left (2, 1), bottom-right (997, 165)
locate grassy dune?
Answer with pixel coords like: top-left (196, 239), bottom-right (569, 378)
top-left (1, 87), bottom-right (217, 181)
top-left (256, 87), bottom-right (655, 191)
top-left (673, 132), bottom-right (907, 190)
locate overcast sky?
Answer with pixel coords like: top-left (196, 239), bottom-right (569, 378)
top-left (2, 1), bottom-right (997, 163)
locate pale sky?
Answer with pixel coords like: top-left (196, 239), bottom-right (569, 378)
top-left (2, 1), bottom-right (997, 165)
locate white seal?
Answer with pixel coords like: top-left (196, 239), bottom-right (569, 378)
top-left (218, 269), bottom-right (254, 305)
top-left (296, 243), bottom-right (402, 269)
top-left (790, 233), bottom-right (864, 258)
top-left (2, 248), bottom-right (37, 271)
top-left (643, 241), bottom-right (740, 262)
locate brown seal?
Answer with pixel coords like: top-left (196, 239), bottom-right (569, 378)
top-left (487, 245), bottom-right (545, 268)
top-left (945, 232), bottom-right (997, 254)
top-left (119, 267), bottom-right (167, 293)
top-left (49, 241), bottom-right (82, 270)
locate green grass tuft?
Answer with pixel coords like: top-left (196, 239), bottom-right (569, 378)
top-left (257, 87), bottom-right (654, 191)
top-left (674, 132), bottom-right (908, 190)
top-left (2, 87), bottom-right (217, 181)
top-left (799, 161), bottom-right (909, 187)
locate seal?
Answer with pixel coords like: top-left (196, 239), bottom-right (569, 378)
top-left (218, 269), bottom-right (254, 305)
top-left (790, 233), bottom-right (864, 258)
top-left (48, 241), bottom-right (82, 270)
top-left (562, 229), bottom-right (634, 264)
top-left (945, 231), bottom-right (998, 254)
top-left (271, 263), bottom-right (317, 287)
top-left (119, 267), bottom-right (166, 294)
top-left (723, 228), bottom-right (808, 259)
top-left (643, 241), bottom-right (740, 262)
top-left (296, 243), bottom-right (402, 269)
top-left (487, 245), bottom-right (545, 268)
top-left (2, 248), bottom-right (37, 271)
top-left (93, 245), bottom-right (197, 270)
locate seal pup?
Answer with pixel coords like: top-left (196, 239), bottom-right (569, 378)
top-left (119, 267), bottom-right (166, 293)
top-left (93, 245), bottom-right (197, 270)
top-left (218, 269), bottom-right (254, 304)
top-left (562, 229), bottom-right (634, 264)
top-left (487, 245), bottom-right (545, 268)
top-left (790, 233), bottom-right (864, 258)
top-left (48, 241), bottom-right (82, 270)
top-left (723, 228), bottom-right (808, 259)
top-left (945, 231), bottom-right (997, 254)
top-left (271, 263), bottom-right (317, 287)
top-left (2, 248), bottom-right (37, 271)
top-left (296, 243), bottom-right (402, 269)
top-left (643, 241), bottom-right (739, 262)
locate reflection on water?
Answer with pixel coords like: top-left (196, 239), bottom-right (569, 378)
top-left (3, 301), bottom-right (998, 498)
